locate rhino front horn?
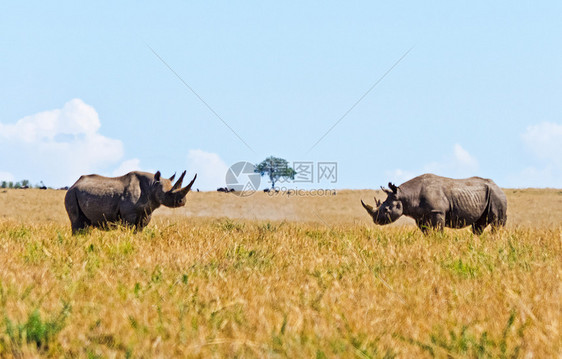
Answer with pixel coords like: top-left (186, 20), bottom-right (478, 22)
top-left (361, 199), bottom-right (376, 216)
top-left (179, 174), bottom-right (197, 197)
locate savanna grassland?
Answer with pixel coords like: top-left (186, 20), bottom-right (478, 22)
top-left (0, 188), bottom-right (560, 358)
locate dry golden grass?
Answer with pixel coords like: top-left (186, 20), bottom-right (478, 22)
top-left (0, 188), bottom-right (560, 358)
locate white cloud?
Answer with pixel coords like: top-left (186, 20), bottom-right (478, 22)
top-left (511, 122), bottom-right (562, 188)
top-left (453, 143), bottom-right (478, 169)
top-left (424, 143), bottom-right (479, 178)
top-left (112, 158), bottom-right (143, 177)
top-left (186, 149), bottom-right (229, 191)
top-left (522, 122), bottom-right (562, 165)
top-left (0, 99), bottom-right (124, 187)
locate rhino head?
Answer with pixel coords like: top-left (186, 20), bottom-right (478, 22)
top-left (361, 182), bottom-right (403, 225)
top-left (153, 170), bottom-right (197, 208)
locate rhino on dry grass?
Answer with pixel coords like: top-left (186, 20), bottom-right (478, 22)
top-left (361, 174), bottom-right (507, 234)
top-left (65, 170), bottom-right (196, 234)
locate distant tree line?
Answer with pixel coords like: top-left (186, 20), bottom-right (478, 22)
top-left (1, 180), bottom-right (48, 189)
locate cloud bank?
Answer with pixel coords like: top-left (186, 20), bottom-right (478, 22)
top-left (522, 122), bottom-right (562, 166)
top-left (512, 122), bottom-right (562, 187)
top-left (0, 99), bottom-right (134, 187)
top-left (186, 149), bottom-right (229, 191)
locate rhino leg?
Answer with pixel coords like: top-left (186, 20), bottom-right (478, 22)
top-left (416, 219), bottom-right (431, 234)
top-left (490, 217), bottom-right (506, 233)
top-left (471, 222), bottom-right (487, 235)
top-left (416, 212), bottom-right (445, 234)
top-left (135, 214), bottom-right (152, 232)
top-left (119, 210), bottom-right (151, 232)
top-left (65, 188), bottom-right (91, 235)
top-left (472, 185), bottom-right (507, 235)
top-left (489, 206), bottom-right (507, 233)
top-left (472, 198), bottom-right (506, 235)
top-left (430, 211), bottom-right (445, 231)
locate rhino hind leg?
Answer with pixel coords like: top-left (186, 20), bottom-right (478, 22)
top-left (490, 216), bottom-right (506, 233)
top-left (64, 189), bottom-right (91, 234)
top-left (489, 205), bottom-right (507, 233)
top-left (471, 221), bottom-right (487, 235)
top-left (472, 199), bottom-right (507, 235)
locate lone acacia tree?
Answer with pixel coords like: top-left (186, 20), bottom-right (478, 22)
top-left (254, 156), bottom-right (296, 189)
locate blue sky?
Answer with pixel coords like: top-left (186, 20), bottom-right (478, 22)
top-left (1, 2), bottom-right (562, 189)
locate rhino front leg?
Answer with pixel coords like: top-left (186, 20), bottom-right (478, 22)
top-left (71, 220), bottom-right (90, 235)
top-left (430, 211), bottom-right (445, 231)
top-left (417, 212), bottom-right (445, 234)
top-left (118, 210), bottom-right (140, 229)
top-left (135, 214), bottom-right (152, 232)
top-left (416, 219), bottom-right (431, 234)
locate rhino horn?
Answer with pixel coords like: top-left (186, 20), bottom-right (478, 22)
top-left (170, 171), bottom-right (187, 191)
top-left (361, 199), bottom-right (376, 216)
top-left (178, 174), bottom-right (197, 197)
top-left (169, 173), bottom-right (176, 182)
top-left (375, 197), bottom-right (381, 207)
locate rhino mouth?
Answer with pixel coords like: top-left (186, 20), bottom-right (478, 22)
top-left (374, 212), bottom-right (393, 225)
top-left (162, 193), bottom-right (188, 208)
top-left (361, 199), bottom-right (396, 225)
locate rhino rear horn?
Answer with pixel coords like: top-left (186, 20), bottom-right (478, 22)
top-left (169, 173), bottom-right (176, 182)
top-left (171, 171), bottom-right (187, 191)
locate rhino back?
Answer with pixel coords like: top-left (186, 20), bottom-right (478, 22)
top-left (72, 174), bottom-right (143, 224)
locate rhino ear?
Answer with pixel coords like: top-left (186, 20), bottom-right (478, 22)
top-left (154, 171), bottom-right (161, 182)
top-left (388, 182), bottom-right (399, 194)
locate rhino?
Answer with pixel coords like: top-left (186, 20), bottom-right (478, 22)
top-left (65, 170), bottom-right (196, 234)
top-left (361, 174), bottom-right (507, 234)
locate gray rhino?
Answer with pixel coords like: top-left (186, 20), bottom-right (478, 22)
top-left (361, 174), bottom-right (507, 234)
top-left (65, 170), bottom-right (196, 234)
